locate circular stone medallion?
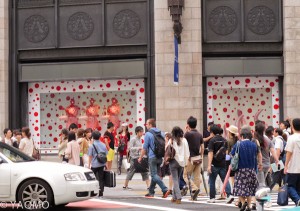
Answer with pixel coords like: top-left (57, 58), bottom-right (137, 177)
top-left (24, 15), bottom-right (49, 43)
top-left (67, 12), bottom-right (94, 41)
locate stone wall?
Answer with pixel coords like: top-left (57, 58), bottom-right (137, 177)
top-left (0, 0), bottom-right (9, 130)
top-left (154, 0), bottom-right (203, 132)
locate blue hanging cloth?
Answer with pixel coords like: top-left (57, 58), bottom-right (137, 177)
top-left (174, 35), bottom-right (179, 85)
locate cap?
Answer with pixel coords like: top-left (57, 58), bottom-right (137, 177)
top-left (226, 125), bottom-right (238, 135)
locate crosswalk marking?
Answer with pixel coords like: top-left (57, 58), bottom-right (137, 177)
top-left (152, 192), bottom-right (296, 211)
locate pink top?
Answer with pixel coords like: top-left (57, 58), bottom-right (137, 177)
top-left (65, 140), bottom-right (80, 166)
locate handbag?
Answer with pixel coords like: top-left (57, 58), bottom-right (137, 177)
top-left (164, 140), bottom-right (175, 164)
top-left (132, 157), bottom-right (149, 173)
top-left (118, 138), bottom-right (126, 152)
top-left (93, 144), bottom-right (107, 164)
top-left (231, 141), bottom-right (240, 171)
top-left (277, 184), bottom-right (289, 206)
top-left (31, 139), bottom-right (41, 160)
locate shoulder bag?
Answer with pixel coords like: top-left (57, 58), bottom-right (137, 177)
top-left (231, 141), bottom-right (240, 171)
top-left (93, 144), bottom-right (107, 164)
top-left (31, 139), bottom-right (41, 160)
top-left (164, 140), bottom-right (175, 164)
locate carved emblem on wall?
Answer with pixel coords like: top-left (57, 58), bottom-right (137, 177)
top-left (67, 12), bottom-right (94, 41)
top-left (247, 6), bottom-right (276, 35)
top-left (24, 15), bottom-right (49, 43)
top-left (208, 6), bottom-right (238, 36)
top-left (113, 9), bottom-right (141, 39)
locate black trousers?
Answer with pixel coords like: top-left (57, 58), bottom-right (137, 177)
top-left (91, 166), bottom-right (105, 196)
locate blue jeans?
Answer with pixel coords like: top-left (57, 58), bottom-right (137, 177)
top-left (287, 173), bottom-right (300, 204)
top-left (209, 166), bottom-right (231, 199)
top-left (148, 157), bottom-right (168, 195)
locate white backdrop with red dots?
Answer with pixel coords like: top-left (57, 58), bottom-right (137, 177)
top-left (28, 79), bottom-right (145, 154)
top-left (206, 76), bottom-right (280, 129)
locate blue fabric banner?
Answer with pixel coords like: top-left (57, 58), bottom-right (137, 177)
top-left (174, 35), bottom-right (179, 84)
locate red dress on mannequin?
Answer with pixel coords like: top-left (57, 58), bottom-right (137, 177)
top-left (64, 98), bottom-right (80, 128)
top-left (107, 98), bottom-right (121, 131)
top-left (85, 98), bottom-right (100, 130)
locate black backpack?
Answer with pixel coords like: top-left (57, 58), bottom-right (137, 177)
top-left (148, 130), bottom-right (165, 158)
top-left (93, 144), bottom-right (107, 164)
top-left (214, 141), bottom-right (227, 162)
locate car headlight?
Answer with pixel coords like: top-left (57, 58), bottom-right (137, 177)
top-left (64, 172), bottom-right (86, 181)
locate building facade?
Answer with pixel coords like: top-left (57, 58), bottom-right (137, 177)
top-left (1, 0), bottom-right (299, 151)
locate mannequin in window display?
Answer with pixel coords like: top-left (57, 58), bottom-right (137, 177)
top-left (60, 98), bottom-right (80, 129)
top-left (107, 98), bottom-right (121, 131)
top-left (85, 98), bottom-right (100, 130)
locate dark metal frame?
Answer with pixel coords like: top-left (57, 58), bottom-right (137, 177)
top-left (9, 0), bottom-right (155, 129)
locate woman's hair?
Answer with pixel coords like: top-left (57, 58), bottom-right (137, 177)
top-left (165, 132), bottom-right (172, 140)
top-left (77, 128), bottom-right (85, 138)
top-left (229, 132), bottom-right (238, 142)
top-left (22, 127), bottom-right (31, 138)
top-left (61, 128), bottom-right (69, 139)
top-left (171, 126), bottom-right (183, 146)
top-left (85, 128), bottom-right (93, 139)
top-left (255, 122), bottom-right (266, 149)
top-left (68, 131), bottom-right (76, 142)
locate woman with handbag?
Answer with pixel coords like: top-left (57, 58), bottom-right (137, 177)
top-left (117, 123), bottom-right (130, 175)
top-left (65, 131), bottom-right (80, 166)
top-left (123, 126), bottom-right (149, 190)
top-left (166, 126), bottom-right (190, 204)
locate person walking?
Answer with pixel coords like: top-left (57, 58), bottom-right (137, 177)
top-left (58, 128), bottom-right (69, 162)
top-left (88, 130), bottom-right (108, 198)
top-left (19, 127), bottom-right (34, 157)
top-left (284, 118), bottom-right (300, 206)
top-left (104, 122), bottom-right (115, 171)
top-left (123, 126), bottom-right (149, 190)
top-left (65, 131), bottom-right (80, 166)
top-left (138, 118), bottom-right (170, 198)
top-left (167, 126), bottom-right (190, 204)
top-left (183, 116), bottom-right (204, 200)
top-left (117, 123), bottom-right (130, 175)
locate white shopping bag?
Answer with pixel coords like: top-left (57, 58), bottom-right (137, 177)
top-left (122, 158), bottom-right (131, 170)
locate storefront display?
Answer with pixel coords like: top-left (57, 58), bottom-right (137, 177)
top-left (206, 76), bottom-right (280, 130)
top-left (28, 79), bottom-right (145, 153)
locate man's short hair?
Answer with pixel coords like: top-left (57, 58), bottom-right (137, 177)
top-left (292, 118), bottom-right (300, 132)
top-left (208, 121), bottom-right (214, 126)
top-left (69, 123), bottom-right (78, 131)
top-left (135, 126), bottom-right (144, 134)
top-left (240, 126), bottom-right (252, 140)
top-left (107, 122), bottom-right (114, 129)
top-left (210, 124), bottom-right (220, 135)
top-left (3, 128), bottom-right (10, 135)
top-left (265, 126), bottom-right (274, 137)
top-left (275, 128), bottom-right (283, 136)
top-left (92, 131), bottom-right (101, 140)
top-left (187, 116), bottom-right (197, 129)
top-left (147, 118), bottom-right (156, 127)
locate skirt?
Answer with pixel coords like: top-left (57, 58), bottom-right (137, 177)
top-left (233, 168), bottom-right (258, 197)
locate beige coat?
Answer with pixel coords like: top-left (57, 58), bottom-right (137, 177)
top-left (65, 140), bottom-right (80, 165)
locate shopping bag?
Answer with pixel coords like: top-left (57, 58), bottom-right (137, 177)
top-left (277, 184), bottom-right (288, 206)
top-left (122, 158), bottom-right (131, 170)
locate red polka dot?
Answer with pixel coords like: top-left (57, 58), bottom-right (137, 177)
top-left (270, 82), bottom-right (275, 87)
top-left (50, 93), bottom-right (55, 98)
top-left (56, 86), bottom-right (61, 91)
top-left (129, 124), bottom-right (133, 128)
top-left (223, 108), bottom-right (227, 112)
top-left (106, 83), bottom-right (111, 88)
top-left (58, 125), bottom-right (63, 130)
top-left (223, 89), bottom-right (227, 94)
top-left (29, 88), bottom-right (33, 93)
top-left (245, 78), bottom-right (250, 84)
top-left (131, 91), bottom-right (135, 95)
top-left (251, 88), bottom-right (255, 93)
top-left (235, 80), bottom-right (240, 85)
top-left (249, 122), bottom-right (254, 126)
top-left (35, 84), bottom-right (39, 88)
top-left (47, 113), bottom-right (51, 118)
top-left (53, 138), bottom-right (58, 142)
top-left (127, 111), bottom-right (131, 115)
top-left (274, 104), bottom-right (279, 109)
top-left (213, 95), bottom-right (217, 100)
top-left (261, 101), bottom-right (266, 105)
top-left (117, 81), bottom-right (122, 86)
top-left (140, 88), bottom-right (145, 93)
top-left (247, 108), bottom-right (252, 113)
top-left (276, 98), bottom-right (279, 102)
top-left (208, 81), bottom-right (213, 86)
top-left (228, 81), bottom-right (231, 85)
top-left (48, 126), bottom-right (52, 130)
top-left (266, 88), bottom-right (271, 93)
top-left (34, 112), bottom-right (38, 117)
top-left (66, 96), bottom-right (70, 100)
top-left (209, 115), bottom-right (213, 119)
top-left (79, 85), bottom-right (83, 89)
top-left (34, 126), bottom-right (39, 131)
top-left (234, 96), bottom-right (238, 101)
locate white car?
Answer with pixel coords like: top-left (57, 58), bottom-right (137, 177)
top-left (0, 142), bottom-right (99, 209)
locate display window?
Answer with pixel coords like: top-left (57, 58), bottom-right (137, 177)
top-left (206, 77), bottom-right (280, 130)
top-left (28, 79), bottom-right (145, 153)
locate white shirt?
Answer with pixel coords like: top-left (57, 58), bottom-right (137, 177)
top-left (285, 133), bottom-right (300, 173)
top-left (274, 136), bottom-right (284, 153)
top-left (4, 138), bottom-right (13, 146)
top-left (167, 137), bottom-right (190, 167)
top-left (19, 138), bottom-right (34, 157)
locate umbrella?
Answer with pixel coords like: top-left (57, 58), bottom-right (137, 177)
top-left (201, 166), bottom-right (209, 196)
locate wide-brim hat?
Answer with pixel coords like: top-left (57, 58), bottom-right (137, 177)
top-left (226, 125), bottom-right (238, 135)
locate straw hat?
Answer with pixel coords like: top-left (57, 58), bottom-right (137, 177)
top-left (226, 125), bottom-right (238, 135)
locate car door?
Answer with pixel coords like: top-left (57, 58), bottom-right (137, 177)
top-left (0, 155), bottom-right (11, 197)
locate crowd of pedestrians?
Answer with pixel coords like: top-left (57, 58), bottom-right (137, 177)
top-left (1, 116), bottom-right (300, 210)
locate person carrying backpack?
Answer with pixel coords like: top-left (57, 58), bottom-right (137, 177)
top-left (138, 118), bottom-right (170, 198)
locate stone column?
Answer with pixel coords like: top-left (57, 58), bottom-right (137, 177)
top-left (154, 0), bottom-right (203, 132)
top-left (0, 0), bottom-right (9, 130)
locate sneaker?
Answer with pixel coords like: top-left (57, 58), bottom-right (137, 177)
top-left (162, 190), bottom-right (171, 198)
top-left (207, 198), bottom-right (215, 203)
top-left (226, 196), bottom-right (234, 204)
top-left (175, 199), bottom-right (181, 204)
top-left (240, 202), bottom-right (248, 211)
top-left (171, 198), bottom-right (176, 203)
top-left (192, 189), bottom-right (200, 201)
top-left (181, 186), bottom-right (188, 196)
top-left (251, 203), bottom-right (256, 210)
top-left (265, 201), bottom-right (272, 208)
top-left (123, 186), bottom-right (132, 190)
top-left (169, 190), bottom-right (172, 195)
top-left (145, 193), bottom-right (154, 198)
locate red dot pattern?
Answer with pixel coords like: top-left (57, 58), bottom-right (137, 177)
top-left (206, 77), bottom-right (280, 128)
top-left (28, 79), bottom-right (146, 153)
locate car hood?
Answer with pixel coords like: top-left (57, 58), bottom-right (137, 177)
top-left (11, 161), bottom-right (90, 174)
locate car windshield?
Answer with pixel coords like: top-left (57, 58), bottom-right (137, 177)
top-left (0, 142), bottom-right (35, 162)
